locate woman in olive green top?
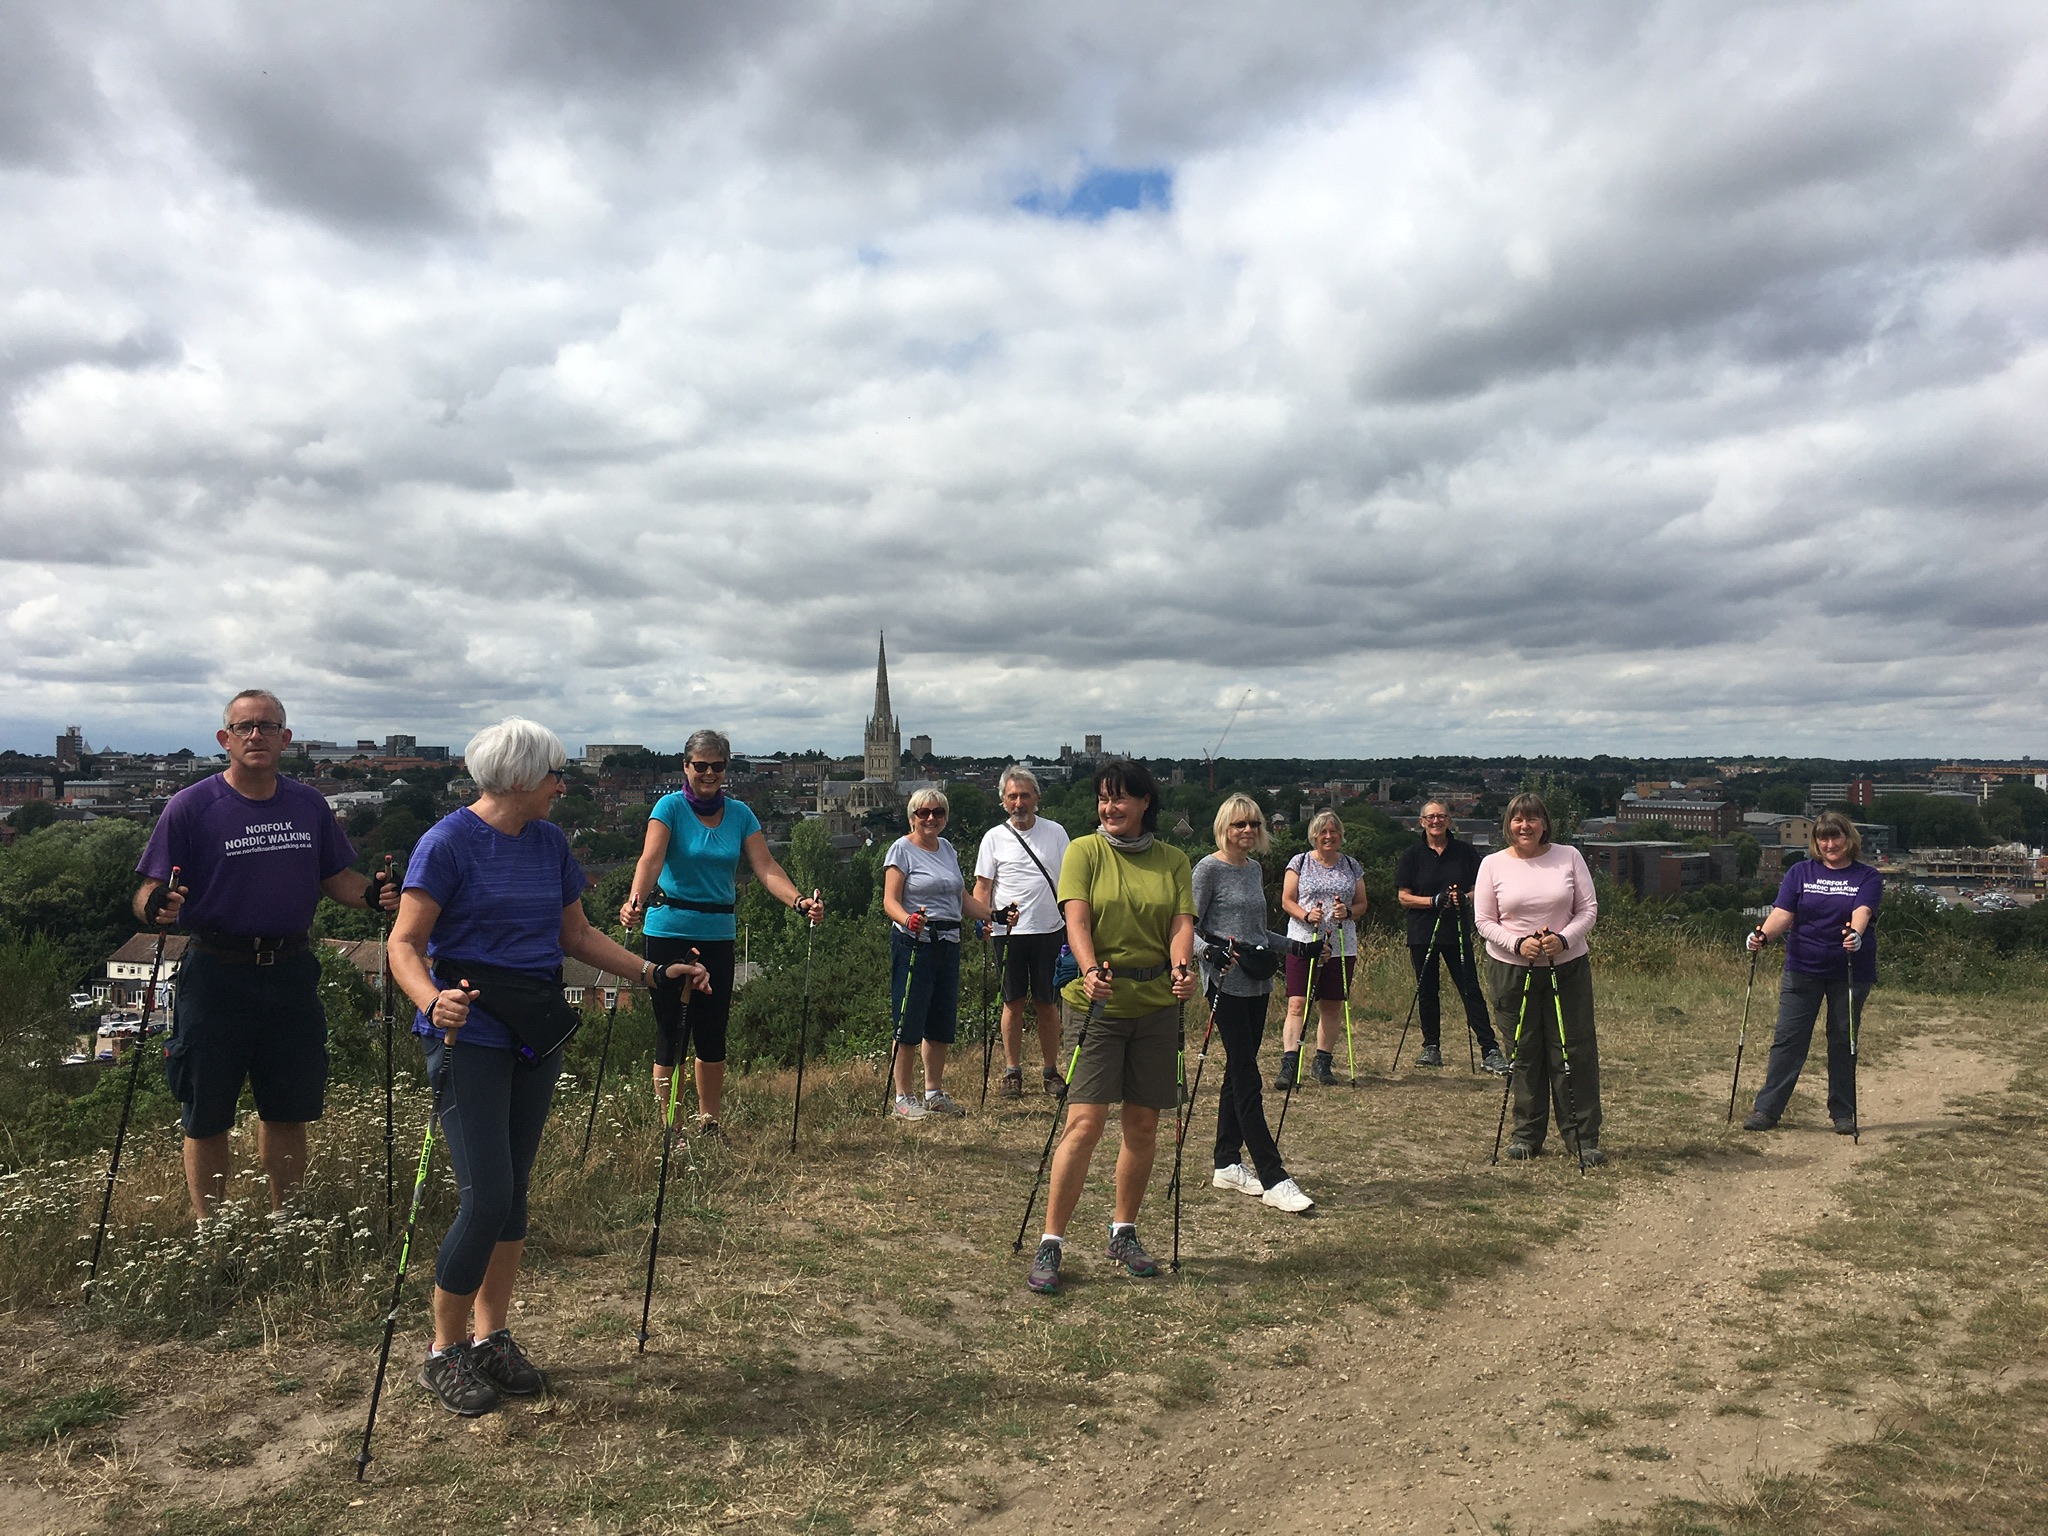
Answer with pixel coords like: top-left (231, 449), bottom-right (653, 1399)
top-left (1026, 761), bottom-right (1197, 1295)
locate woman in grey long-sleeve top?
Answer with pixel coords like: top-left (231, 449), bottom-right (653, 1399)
top-left (1192, 795), bottom-right (1315, 1214)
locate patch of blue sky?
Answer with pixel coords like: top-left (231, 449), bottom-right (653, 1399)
top-left (1015, 165), bottom-right (1172, 221)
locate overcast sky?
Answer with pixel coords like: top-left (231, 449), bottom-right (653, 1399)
top-left (4, 1), bottom-right (2044, 762)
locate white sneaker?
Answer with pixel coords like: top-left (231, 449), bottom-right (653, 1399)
top-left (1261, 1177), bottom-right (1315, 1214)
top-left (1211, 1163), bottom-right (1264, 1196)
top-left (892, 1094), bottom-right (927, 1121)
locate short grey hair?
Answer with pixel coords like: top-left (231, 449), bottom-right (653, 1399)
top-left (1306, 809), bottom-right (1344, 844)
top-left (683, 728), bottom-right (730, 764)
top-left (223, 689), bottom-right (286, 728)
top-left (465, 717), bottom-right (567, 794)
top-left (906, 786), bottom-right (949, 821)
top-left (999, 764), bottom-right (1040, 795)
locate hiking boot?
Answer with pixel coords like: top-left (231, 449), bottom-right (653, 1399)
top-left (923, 1089), bottom-right (967, 1117)
top-left (1309, 1053), bottom-right (1337, 1086)
top-left (1505, 1141), bottom-right (1541, 1161)
top-left (1481, 1048), bottom-right (1510, 1076)
top-left (1416, 1045), bottom-right (1444, 1068)
top-left (1211, 1163), bottom-right (1264, 1196)
top-left (696, 1117), bottom-right (731, 1147)
top-left (1260, 1177), bottom-right (1315, 1214)
top-left (1741, 1111), bottom-right (1776, 1132)
top-left (1272, 1051), bottom-right (1299, 1091)
top-left (1106, 1226), bottom-right (1160, 1278)
top-left (1026, 1238), bottom-right (1063, 1294)
top-left (1833, 1117), bottom-right (1857, 1136)
top-left (1000, 1068), bottom-right (1024, 1100)
top-left (892, 1094), bottom-right (928, 1121)
top-left (1042, 1067), bottom-right (1066, 1097)
top-left (1577, 1145), bottom-right (1608, 1168)
top-left (419, 1342), bottom-right (500, 1417)
top-left (470, 1328), bottom-right (546, 1396)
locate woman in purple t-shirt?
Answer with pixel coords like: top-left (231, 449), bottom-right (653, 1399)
top-left (1740, 810), bottom-right (1881, 1134)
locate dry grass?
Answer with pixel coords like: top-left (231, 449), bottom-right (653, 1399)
top-left (1, 942), bottom-right (2040, 1533)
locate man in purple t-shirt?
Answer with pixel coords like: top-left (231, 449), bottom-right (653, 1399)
top-left (135, 689), bottom-right (398, 1217)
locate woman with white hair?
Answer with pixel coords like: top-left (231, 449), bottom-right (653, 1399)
top-left (1273, 809), bottom-right (1368, 1090)
top-left (883, 787), bottom-right (1005, 1119)
top-left (390, 717), bottom-right (708, 1417)
top-left (623, 728), bottom-right (822, 1143)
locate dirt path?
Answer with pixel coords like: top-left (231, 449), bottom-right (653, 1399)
top-left (955, 1041), bottom-right (1999, 1536)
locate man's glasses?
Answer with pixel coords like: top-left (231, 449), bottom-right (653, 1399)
top-left (1421, 814), bottom-right (1449, 822)
top-left (225, 721), bottom-right (284, 739)
top-left (687, 760), bottom-right (728, 775)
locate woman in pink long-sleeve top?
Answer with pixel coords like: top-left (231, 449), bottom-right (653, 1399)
top-left (1473, 793), bottom-right (1604, 1165)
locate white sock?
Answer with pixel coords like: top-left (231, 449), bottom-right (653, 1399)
top-left (1040, 1233), bottom-right (1064, 1248)
top-left (1110, 1221), bottom-right (1135, 1237)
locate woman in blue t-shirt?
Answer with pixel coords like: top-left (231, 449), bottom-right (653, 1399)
top-left (623, 730), bottom-right (823, 1142)
top-left (1740, 810), bottom-right (1882, 1134)
top-left (391, 717), bottom-right (707, 1418)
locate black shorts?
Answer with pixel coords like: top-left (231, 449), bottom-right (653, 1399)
top-left (646, 936), bottom-right (736, 1066)
top-left (998, 931), bottom-right (1064, 1005)
top-left (164, 950), bottom-right (328, 1138)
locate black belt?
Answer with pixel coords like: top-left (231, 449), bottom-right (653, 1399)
top-left (905, 919), bottom-right (963, 937)
top-left (1110, 961), bottom-right (1168, 983)
top-left (194, 931), bottom-right (310, 966)
top-left (647, 893), bottom-right (735, 914)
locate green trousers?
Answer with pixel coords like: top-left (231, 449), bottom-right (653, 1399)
top-left (1485, 953), bottom-right (1601, 1151)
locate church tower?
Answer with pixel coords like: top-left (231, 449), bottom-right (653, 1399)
top-left (863, 632), bottom-right (901, 786)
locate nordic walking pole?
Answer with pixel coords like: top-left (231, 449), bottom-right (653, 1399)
top-left (788, 902), bottom-right (819, 1153)
top-left (376, 855), bottom-right (396, 1233)
top-left (883, 911), bottom-right (924, 1113)
top-left (1725, 931), bottom-right (1764, 1124)
top-left (1170, 999), bottom-right (1188, 1273)
top-left (1452, 893), bottom-right (1477, 1073)
top-left (1391, 904), bottom-right (1447, 1072)
top-left (1012, 998), bottom-right (1103, 1253)
top-left (1166, 982), bottom-right (1222, 1205)
top-left (1336, 935), bottom-right (1357, 1086)
top-left (1845, 925), bottom-right (1863, 1145)
top-left (1491, 958), bottom-right (1535, 1165)
top-left (86, 867), bottom-right (178, 1301)
top-left (979, 927), bottom-right (996, 1108)
top-left (639, 962), bottom-right (697, 1352)
top-left (1273, 941), bottom-right (1318, 1152)
top-left (356, 1021), bottom-right (457, 1481)
top-left (578, 925), bottom-right (633, 1170)
top-left (1544, 939), bottom-right (1589, 1174)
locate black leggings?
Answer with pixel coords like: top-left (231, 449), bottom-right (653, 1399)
top-left (424, 1036), bottom-right (563, 1296)
top-left (1210, 991), bottom-right (1289, 1190)
top-left (647, 937), bottom-right (735, 1066)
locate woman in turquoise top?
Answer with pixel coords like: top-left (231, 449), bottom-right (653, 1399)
top-left (623, 731), bottom-right (822, 1142)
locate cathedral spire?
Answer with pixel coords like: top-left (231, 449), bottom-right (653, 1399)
top-left (863, 630), bottom-right (902, 787)
top-left (872, 631), bottom-right (891, 730)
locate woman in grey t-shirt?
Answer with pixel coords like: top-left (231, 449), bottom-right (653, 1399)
top-left (1190, 794), bottom-right (1314, 1213)
top-left (882, 788), bottom-right (1008, 1119)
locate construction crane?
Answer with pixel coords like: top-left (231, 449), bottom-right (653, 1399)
top-left (1205, 689), bottom-right (1252, 791)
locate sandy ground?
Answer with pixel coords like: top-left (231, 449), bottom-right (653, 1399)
top-left (952, 1040), bottom-right (1997, 1536)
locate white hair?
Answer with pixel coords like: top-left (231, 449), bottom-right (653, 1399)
top-left (465, 717), bottom-right (567, 795)
top-left (999, 764), bottom-right (1040, 795)
top-left (223, 690), bottom-right (286, 728)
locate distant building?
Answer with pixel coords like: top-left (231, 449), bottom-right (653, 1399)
top-left (99, 932), bottom-right (191, 1010)
top-left (0, 774), bottom-right (54, 805)
top-left (1581, 841), bottom-right (1739, 897)
top-left (863, 633), bottom-right (902, 786)
top-left (384, 733), bottom-right (417, 758)
top-left (908, 734), bottom-right (932, 760)
top-left (583, 744), bottom-right (646, 767)
top-left (1616, 797), bottom-right (1740, 836)
top-left (56, 726), bottom-right (85, 772)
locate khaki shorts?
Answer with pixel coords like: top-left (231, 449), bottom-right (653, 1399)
top-left (1062, 1001), bottom-right (1181, 1111)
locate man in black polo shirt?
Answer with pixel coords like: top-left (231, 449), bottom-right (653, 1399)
top-left (135, 689), bottom-right (399, 1217)
top-left (1394, 801), bottom-right (1507, 1073)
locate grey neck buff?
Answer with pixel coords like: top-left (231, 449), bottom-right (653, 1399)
top-left (1098, 827), bottom-right (1154, 855)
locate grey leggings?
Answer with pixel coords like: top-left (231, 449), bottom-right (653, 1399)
top-left (423, 1036), bottom-right (563, 1295)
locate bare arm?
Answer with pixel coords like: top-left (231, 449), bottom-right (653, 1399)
top-left (561, 901), bottom-right (708, 992)
top-left (622, 817), bottom-right (671, 926)
top-left (1065, 898), bottom-right (1111, 1001)
top-left (388, 890), bottom-right (473, 1036)
top-left (743, 830), bottom-right (822, 919)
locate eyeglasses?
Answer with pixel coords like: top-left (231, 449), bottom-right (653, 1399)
top-left (1815, 831), bottom-right (1847, 842)
top-left (546, 768), bottom-right (568, 783)
top-left (912, 808), bottom-right (947, 820)
top-left (687, 760), bottom-right (728, 775)
top-left (225, 721), bottom-right (284, 739)
top-left (1230, 819), bottom-right (1262, 830)
top-left (1421, 814), bottom-right (1449, 822)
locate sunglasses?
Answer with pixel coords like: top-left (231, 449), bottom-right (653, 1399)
top-left (687, 760), bottom-right (728, 775)
top-left (1230, 819), bottom-right (1262, 830)
top-left (913, 808), bottom-right (947, 820)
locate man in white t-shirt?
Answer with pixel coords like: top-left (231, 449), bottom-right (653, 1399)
top-left (973, 766), bottom-right (1072, 1098)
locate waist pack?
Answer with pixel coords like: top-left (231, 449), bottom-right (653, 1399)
top-left (1052, 945), bottom-right (1080, 988)
top-left (434, 961), bottom-right (582, 1060)
top-left (1230, 943), bottom-right (1281, 982)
